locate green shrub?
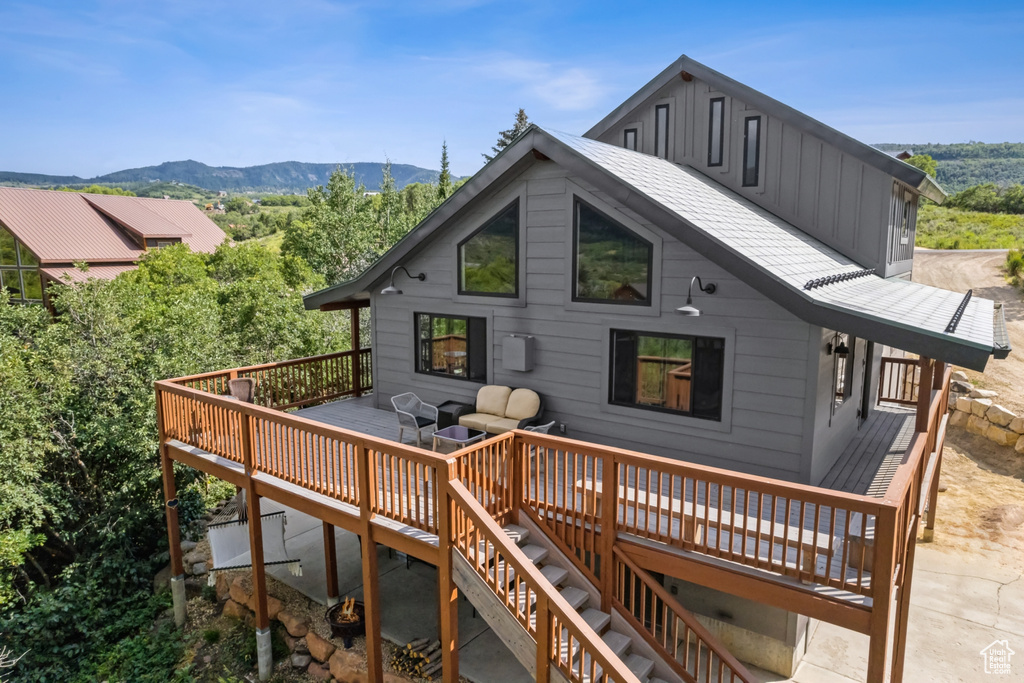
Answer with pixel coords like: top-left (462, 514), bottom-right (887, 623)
top-left (202, 628), bottom-right (221, 645)
top-left (1007, 249), bottom-right (1024, 281)
top-left (916, 204), bottom-right (1024, 249)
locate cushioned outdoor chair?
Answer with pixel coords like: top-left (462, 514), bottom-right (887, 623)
top-left (227, 378), bottom-right (256, 403)
top-left (391, 393), bottom-right (439, 447)
top-left (524, 420), bottom-right (557, 434)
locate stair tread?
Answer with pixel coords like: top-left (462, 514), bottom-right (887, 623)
top-left (601, 630), bottom-right (632, 657)
top-left (559, 586), bottom-right (589, 611)
top-left (579, 608), bottom-right (611, 633)
top-left (540, 565), bottom-right (568, 586)
top-left (501, 524), bottom-right (530, 545)
top-left (520, 544), bottom-right (549, 564)
top-left (624, 653), bottom-right (655, 680)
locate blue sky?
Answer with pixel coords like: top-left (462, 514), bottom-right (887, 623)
top-left (1, 1), bottom-right (1022, 179)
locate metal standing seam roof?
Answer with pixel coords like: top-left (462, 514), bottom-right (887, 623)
top-left (0, 187), bottom-right (227, 264)
top-left (543, 129), bottom-right (999, 365)
top-left (40, 264), bottom-right (140, 283)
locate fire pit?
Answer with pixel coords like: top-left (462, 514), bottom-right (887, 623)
top-left (326, 597), bottom-right (365, 649)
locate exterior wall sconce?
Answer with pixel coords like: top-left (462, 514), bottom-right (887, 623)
top-left (381, 266), bottom-right (426, 295)
top-left (827, 333), bottom-right (850, 356)
top-left (676, 276), bottom-right (717, 316)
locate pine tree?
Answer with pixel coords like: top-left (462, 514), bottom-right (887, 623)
top-left (483, 108), bottom-right (530, 162)
top-left (437, 140), bottom-right (453, 201)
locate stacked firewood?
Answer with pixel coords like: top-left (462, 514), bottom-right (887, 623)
top-left (391, 638), bottom-right (443, 679)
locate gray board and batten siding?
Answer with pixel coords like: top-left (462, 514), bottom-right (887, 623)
top-left (368, 160), bottom-right (828, 483)
top-left (587, 59), bottom-right (922, 279)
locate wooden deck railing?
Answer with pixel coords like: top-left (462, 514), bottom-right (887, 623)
top-left (612, 547), bottom-right (756, 683)
top-left (170, 349), bottom-right (373, 410)
top-left (446, 478), bottom-right (641, 683)
top-left (159, 353), bottom-right (951, 683)
top-left (878, 356), bottom-right (919, 406)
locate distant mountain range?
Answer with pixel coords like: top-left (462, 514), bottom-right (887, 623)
top-left (873, 142), bottom-right (1024, 193)
top-left (0, 160), bottom-right (441, 194)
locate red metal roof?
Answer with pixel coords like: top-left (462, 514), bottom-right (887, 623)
top-left (40, 264), bottom-right (139, 283)
top-left (0, 187), bottom-right (226, 263)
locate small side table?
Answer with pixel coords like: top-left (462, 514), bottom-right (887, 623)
top-left (436, 400), bottom-right (474, 429)
top-left (432, 425), bottom-right (487, 454)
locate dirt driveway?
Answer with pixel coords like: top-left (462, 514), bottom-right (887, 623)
top-left (913, 248), bottom-right (1024, 413)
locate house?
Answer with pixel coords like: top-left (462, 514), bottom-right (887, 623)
top-left (155, 55), bottom-right (1009, 683)
top-left (0, 187), bottom-right (226, 305)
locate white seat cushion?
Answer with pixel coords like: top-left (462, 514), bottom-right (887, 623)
top-left (459, 413), bottom-right (495, 431)
top-left (505, 388), bottom-right (540, 421)
top-left (484, 417), bottom-right (521, 434)
top-left (475, 385), bottom-right (512, 417)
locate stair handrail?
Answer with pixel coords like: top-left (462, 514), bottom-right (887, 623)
top-left (612, 547), bottom-right (758, 683)
top-left (445, 478), bottom-right (642, 683)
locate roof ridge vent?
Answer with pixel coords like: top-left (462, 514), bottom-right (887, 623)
top-left (803, 268), bottom-right (875, 291)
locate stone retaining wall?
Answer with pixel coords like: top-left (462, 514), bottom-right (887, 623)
top-left (946, 371), bottom-right (1024, 454)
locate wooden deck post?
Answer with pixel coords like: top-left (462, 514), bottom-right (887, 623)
top-left (866, 504), bottom-right (898, 683)
top-left (357, 442), bottom-right (384, 683)
top-left (156, 388), bottom-right (187, 627)
top-left (245, 485), bottom-right (273, 681)
top-left (436, 473), bottom-right (460, 681)
top-left (535, 598), bottom-right (551, 683)
top-left (890, 516), bottom-right (920, 683)
top-left (914, 357), bottom-right (934, 435)
top-left (923, 361), bottom-right (947, 542)
top-left (351, 307), bottom-right (363, 397)
top-left (323, 522), bottom-right (340, 605)
top-left (599, 453), bottom-right (618, 612)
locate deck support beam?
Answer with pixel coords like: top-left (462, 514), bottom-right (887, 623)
top-left (351, 307), bottom-right (363, 397)
top-left (324, 522), bottom-right (340, 605)
top-left (246, 486), bottom-right (272, 680)
top-left (866, 503), bottom-right (898, 682)
top-left (890, 516), bottom-right (920, 683)
top-left (157, 396), bottom-right (187, 627)
top-left (357, 443), bottom-right (384, 683)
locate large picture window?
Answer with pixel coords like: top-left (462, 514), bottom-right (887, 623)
top-left (415, 313), bottom-right (486, 381)
top-left (458, 200), bottom-right (518, 296)
top-left (610, 330), bottom-right (725, 421)
top-left (1, 226), bottom-right (42, 304)
top-left (573, 199), bottom-right (652, 305)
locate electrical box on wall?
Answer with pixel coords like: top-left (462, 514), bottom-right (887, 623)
top-left (502, 334), bottom-right (535, 372)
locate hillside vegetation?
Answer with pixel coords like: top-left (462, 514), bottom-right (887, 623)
top-left (875, 142), bottom-right (1024, 192)
top-left (916, 203), bottom-right (1024, 249)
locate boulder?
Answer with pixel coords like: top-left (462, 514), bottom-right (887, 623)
top-left (180, 540), bottom-right (198, 552)
top-left (1010, 417), bottom-right (1024, 434)
top-left (947, 393), bottom-right (958, 410)
top-left (278, 610), bottom-right (309, 637)
top-left (951, 370), bottom-right (969, 382)
top-left (986, 404), bottom-right (1017, 427)
top-left (329, 650), bottom-right (366, 682)
top-left (986, 424), bottom-right (1019, 447)
top-left (192, 562), bottom-right (207, 576)
top-left (949, 410), bottom-right (970, 428)
top-left (244, 592), bottom-right (282, 620)
top-left (222, 599), bottom-right (249, 620)
top-left (230, 576), bottom-right (252, 605)
top-left (305, 631), bottom-right (337, 663)
top-left (950, 380), bottom-right (973, 394)
top-left (956, 397), bottom-right (973, 413)
top-left (967, 415), bottom-right (989, 436)
top-left (153, 564), bottom-right (172, 594)
top-left (291, 652), bottom-right (313, 669)
top-left (1017, 436), bottom-right (1024, 455)
top-left (215, 572), bottom-right (231, 601)
top-left (307, 662), bottom-right (333, 681)
top-left (970, 389), bottom-right (998, 399)
top-left (971, 398), bottom-right (993, 417)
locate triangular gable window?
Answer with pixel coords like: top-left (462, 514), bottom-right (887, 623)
top-left (572, 198), bottom-right (652, 305)
top-left (458, 200), bottom-right (519, 296)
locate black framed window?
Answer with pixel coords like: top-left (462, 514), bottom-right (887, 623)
top-left (623, 128), bottom-right (638, 152)
top-left (742, 116), bottom-right (761, 187)
top-left (1, 226), bottom-right (42, 304)
top-left (458, 200), bottom-right (518, 296)
top-left (707, 97), bottom-right (724, 167)
top-left (610, 330), bottom-right (725, 421)
top-left (573, 199), bottom-right (653, 306)
top-left (654, 104), bottom-right (670, 159)
top-left (415, 313), bottom-right (486, 381)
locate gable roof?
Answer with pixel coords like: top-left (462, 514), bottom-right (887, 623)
top-left (305, 127), bottom-right (1004, 370)
top-left (0, 187), bottom-right (226, 265)
top-left (585, 55), bottom-right (946, 203)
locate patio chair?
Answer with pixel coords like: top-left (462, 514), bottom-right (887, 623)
top-left (524, 421), bottom-right (556, 434)
top-left (228, 377), bottom-right (256, 403)
top-left (391, 392), bottom-right (439, 447)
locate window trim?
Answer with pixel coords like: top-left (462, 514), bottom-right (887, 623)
top-left (654, 104), bottom-right (670, 159)
top-left (413, 312), bottom-right (487, 383)
top-left (623, 127), bottom-right (638, 152)
top-left (707, 97), bottom-right (725, 167)
top-left (742, 115), bottom-right (762, 187)
top-left (571, 196), bottom-right (654, 307)
top-left (456, 198), bottom-right (520, 298)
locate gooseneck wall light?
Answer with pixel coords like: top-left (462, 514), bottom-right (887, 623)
top-left (381, 266), bottom-right (426, 295)
top-left (676, 276), bottom-right (717, 316)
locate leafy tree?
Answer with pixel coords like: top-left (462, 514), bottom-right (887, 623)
top-left (224, 196), bottom-right (258, 215)
top-left (376, 160), bottom-right (409, 249)
top-left (483, 108), bottom-right (530, 162)
top-left (437, 141), bottom-right (453, 201)
top-left (905, 154), bottom-right (937, 179)
top-left (56, 185), bottom-right (136, 196)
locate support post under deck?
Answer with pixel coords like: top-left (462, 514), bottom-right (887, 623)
top-left (324, 522), bottom-right (340, 606)
top-left (157, 394), bottom-right (187, 627)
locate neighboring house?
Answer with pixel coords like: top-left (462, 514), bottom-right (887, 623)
top-left (0, 187), bottom-right (226, 305)
top-left (305, 55), bottom-right (1008, 486)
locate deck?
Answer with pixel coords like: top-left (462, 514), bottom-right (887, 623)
top-left (820, 404), bottom-right (917, 496)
